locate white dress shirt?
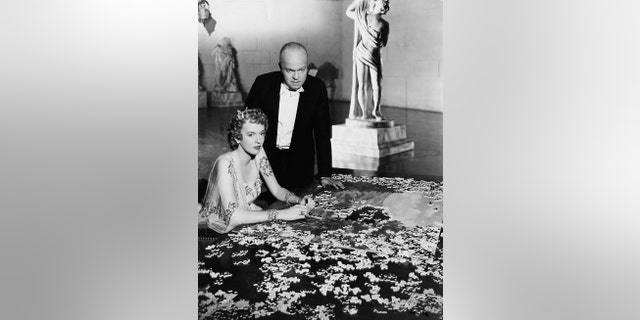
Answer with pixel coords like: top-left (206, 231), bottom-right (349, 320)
top-left (276, 83), bottom-right (304, 149)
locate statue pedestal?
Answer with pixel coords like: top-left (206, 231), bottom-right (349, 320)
top-left (331, 119), bottom-right (415, 159)
top-left (198, 91), bottom-right (208, 108)
top-left (332, 150), bottom-right (415, 171)
top-left (344, 118), bottom-right (395, 128)
top-left (211, 91), bottom-right (243, 108)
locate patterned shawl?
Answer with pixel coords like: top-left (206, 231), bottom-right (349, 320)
top-left (199, 153), bottom-right (250, 233)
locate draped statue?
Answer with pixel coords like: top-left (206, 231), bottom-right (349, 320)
top-left (210, 37), bottom-right (244, 107)
top-left (346, 0), bottom-right (390, 121)
top-left (211, 37), bottom-right (239, 93)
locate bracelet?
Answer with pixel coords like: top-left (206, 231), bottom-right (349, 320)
top-left (268, 209), bottom-right (278, 222)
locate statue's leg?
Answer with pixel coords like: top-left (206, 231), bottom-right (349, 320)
top-left (348, 59), bottom-right (358, 119)
top-left (370, 68), bottom-right (384, 120)
top-left (356, 61), bottom-right (368, 119)
top-left (362, 72), bottom-right (370, 119)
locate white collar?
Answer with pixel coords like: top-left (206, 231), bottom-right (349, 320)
top-left (280, 83), bottom-right (304, 95)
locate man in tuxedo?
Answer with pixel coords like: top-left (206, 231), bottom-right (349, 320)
top-left (246, 42), bottom-right (344, 192)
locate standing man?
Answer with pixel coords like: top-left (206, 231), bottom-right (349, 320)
top-left (246, 42), bottom-right (344, 192)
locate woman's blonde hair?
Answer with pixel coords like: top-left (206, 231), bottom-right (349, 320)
top-left (227, 108), bottom-right (269, 150)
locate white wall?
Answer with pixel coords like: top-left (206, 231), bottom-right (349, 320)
top-left (198, 0), bottom-right (443, 112)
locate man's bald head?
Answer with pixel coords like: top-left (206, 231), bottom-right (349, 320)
top-left (278, 42), bottom-right (309, 91)
top-left (279, 42), bottom-right (308, 65)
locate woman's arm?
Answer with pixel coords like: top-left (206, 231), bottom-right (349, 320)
top-left (255, 149), bottom-right (306, 205)
top-left (215, 157), bottom-right (308, 233)
top-left (256, 149), bottom-right (318, 206)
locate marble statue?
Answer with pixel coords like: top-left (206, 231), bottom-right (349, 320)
top-left (333, 0), bottom-right (413, 160)
top-left (211, 37), bottom-right (239, 93)
top-left (346, 0), bottom-right (390, 121)
top-left (198, 54), bottom-right (207, 108)
top-left (210, 37), bottom-right (244, 107)
top-left (198, 55), bottom-right (204, 91)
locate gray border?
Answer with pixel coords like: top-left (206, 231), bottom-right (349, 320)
top-left (3, 1), bottom-right (640, 320)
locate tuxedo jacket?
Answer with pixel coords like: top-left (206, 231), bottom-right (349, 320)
top-left (246, 71), bottom-right (332, 189)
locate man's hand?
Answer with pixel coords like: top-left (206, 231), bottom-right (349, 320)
top-left (320, 177), bottom-right (345, 190)
top-left (299, 195), bottom-right (316, 210)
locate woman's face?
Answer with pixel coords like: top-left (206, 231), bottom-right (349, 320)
top-left (237, 121), bottom-right (266, 156)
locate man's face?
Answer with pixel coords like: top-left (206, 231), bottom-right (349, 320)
top-left (279, 48), bottom-right (308, 91)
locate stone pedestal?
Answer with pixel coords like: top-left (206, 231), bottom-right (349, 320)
top-left (332, 150), bottom-right (414, 171)
top-left (331, 119), bottom-right (415, 159)
top-left (211, 91), bottom-right (243, 108)
top-left (198, 91), bottom-right (208, 108)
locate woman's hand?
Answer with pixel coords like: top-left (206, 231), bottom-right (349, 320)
top-left (277, 205), bottom-right (309, 221)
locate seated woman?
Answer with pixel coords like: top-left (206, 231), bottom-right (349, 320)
top-left (198, 108), bottom-right (315, 233)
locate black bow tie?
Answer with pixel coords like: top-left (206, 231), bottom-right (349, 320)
top-left (282, 83), bottom-right (300, 92)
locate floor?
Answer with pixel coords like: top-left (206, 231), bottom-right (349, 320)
top-left (198, 100), bottom-right (442, 183)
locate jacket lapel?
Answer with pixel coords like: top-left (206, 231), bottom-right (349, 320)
top-left (266, 76), bottom-right (282, 149)
top-left (293, 84), bottom-right (310, 134)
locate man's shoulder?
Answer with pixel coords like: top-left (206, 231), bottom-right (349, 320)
top-left (305, 75), bottom-right (326, 87)
top-left (304, 75), bottom-right (327, 92)
top-left (255, 71), bottom-right (282, 83)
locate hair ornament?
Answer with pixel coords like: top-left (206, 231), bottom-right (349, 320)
top-left (236, 107), bottom-right (250, 120)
